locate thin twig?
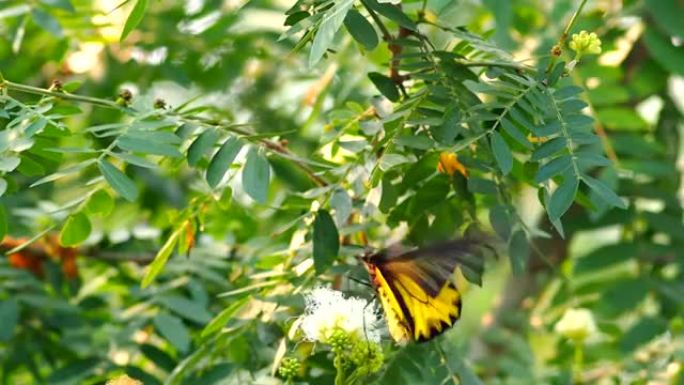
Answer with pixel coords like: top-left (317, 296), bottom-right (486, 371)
top-left (547, 0), bottom-right (589, 73)
top-left (1, 79), bottom-right (329, 187)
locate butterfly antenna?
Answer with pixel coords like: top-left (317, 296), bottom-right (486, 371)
top-left (346, 275), bottom-right (372, 288)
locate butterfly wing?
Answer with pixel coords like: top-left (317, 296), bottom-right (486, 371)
top-left (365, 239), bottom-right (480, 343)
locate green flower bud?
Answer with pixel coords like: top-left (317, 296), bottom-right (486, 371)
top-left (350, 340), bottom-right (384, 375)
top-left (278, 357), bottom-right (301, 379)
top-left (328, 327), bottom-right (352, 354)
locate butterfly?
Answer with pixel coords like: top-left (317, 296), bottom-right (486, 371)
top-left (360, 239), bottom-right (484, 344)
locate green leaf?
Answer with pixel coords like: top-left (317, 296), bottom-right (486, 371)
top-left (153, 312), bottom-right (190, 353)
top-left (157, 295), bottom-right (212, 324)
top-left (330, 188), bottom-right (352, 225)
top-left (31, 9), bottom-right (63, 37)
top-left (467, 178), bottom-right (498, 195)
top-left (0, 204), bottom-right (7, 242)
top-left (500, 118), bottom-right (532, 149)
top-left (206, 136), bottom-right (242, 188)
top-left (490, 131), bottom-right (513, 175)
top-left (488, 205), bottom-right (511, 240)
top-left (576, 152), bottom-right (611, 169)
top-left (117, 134), bottom-right (182, 157)
top-left (482, 0), bottom-right (513, 48)
top-left (548, 177), bottom-right (578, 220)
top-left (140, 344), bottom-right (176, 372)
top-left (344, 9), bottom-right (378, 50)
top-left (582, 174), bottom-right (626, 209)
top-left (141, 227), bottom-right (181, 288)
top-left (533, 121), bottom-right (561, 136)
top-left (508, 230), bottom-right (529, 275)
top-left (85, 190), bottom-right (114, 216)
top-left (59, 212), bottom-right (92, 247)
top-left (309, 0), bottom-right (355, 66)
top-left (0, 156), bottom-right (21, 172)
top-left (187, 129), bottom-right (219, 166)
top-left (25, 117), bottom-right (47, 136)
top-left (547, 61), bottom-right (565, 85)
top-left (0, 178), bottom-right (6, 198)
top-left (201, 297), bottom-right (249, 338)
top-left (99, 160), bottom-right (139, 201)
top-left (111, 152), bottom-right (157, 169)
top-left (646, 0), bottom-right (684, 39)
top-left (42, 0), bottom-right (76, 12)
top-left (535, 156), bottom-right (571, 183)
top-left (121, 0), bottom-right (148, 42)
top-left (531, 137), bottom-right (566, 161)
top-left (242, 147), bottom-right (270, 203)
top-left (313, 209), bottom-right (339, 273)
top-left (379, 175), bottom-right (398, 213)
top-left (553, 85), bottom-right (584, 100)
top-left (595, 108), bottom-right (648, 131)
top-left (620, 317), bottom-right (667, 352)
top-left (368, 72), bottom-right (400, 102)
top-left (643, 26), bottom-right (684, 77)
top-left (0, 299), bottom-right (18, 341)
top-left (364, 0), bottom-right (417, 31)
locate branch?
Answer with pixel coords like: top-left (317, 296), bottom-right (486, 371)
top-left (1, 78), bottom-right (329, 187)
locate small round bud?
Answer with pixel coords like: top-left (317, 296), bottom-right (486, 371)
top-left (50, 79), bottom-right (63, 92)
top-left (154, 98), bottom-right (167, 109)
top-left (117, 89), bottom-right (133, 106)
top-left (350, 341), bottom-right (384, 375)
top-left (278, 357), bottom-right (301, 379)
top-left (328, 327), bottom-right (351, 354)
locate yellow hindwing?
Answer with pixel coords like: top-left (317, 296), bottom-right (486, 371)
top-left (371, 265), bottom-right (462, 343)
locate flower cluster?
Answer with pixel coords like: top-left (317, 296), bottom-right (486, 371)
top-left (300, 287), bottom-right (382, 343)
top-left (296, 287), bottom-right (385, 383)
top-left (569, 30), bottom-right (602, 60)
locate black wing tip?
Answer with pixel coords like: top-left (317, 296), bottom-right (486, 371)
top-left (415, 283), bottom-right (463, 343)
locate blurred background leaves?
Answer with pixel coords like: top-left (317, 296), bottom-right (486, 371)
top-left (0, 0), bottom-right (683, 384)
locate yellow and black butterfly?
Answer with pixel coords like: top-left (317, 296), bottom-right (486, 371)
top-left (360, 239), bottom-right (484, 344)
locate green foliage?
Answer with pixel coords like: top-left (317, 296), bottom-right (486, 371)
top-left (1, 0), bottom-right (683, 385)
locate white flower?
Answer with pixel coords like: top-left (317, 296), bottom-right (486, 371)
top-left (554, 307), bottom-right (598, 343)
top-left (377, 0), bottom-right (401, 3)
top-left (300, 287), bottom-right (381, 343)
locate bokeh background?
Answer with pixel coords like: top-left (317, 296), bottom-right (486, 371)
top-left (1, 0), bottom-right (683, 384)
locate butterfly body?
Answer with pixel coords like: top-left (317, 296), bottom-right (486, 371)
top-left (361, 239), bottom-right (482, 344)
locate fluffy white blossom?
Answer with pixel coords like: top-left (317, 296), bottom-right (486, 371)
top-left (300, 287), bottom-right (382, 343)
top-left (554, 307), bottom-right (598, 343)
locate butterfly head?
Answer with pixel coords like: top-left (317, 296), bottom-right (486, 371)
top-left (357, 247), bottom-right (380, 273)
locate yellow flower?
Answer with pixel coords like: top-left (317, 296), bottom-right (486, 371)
top-left (554, 308), bottom-right (598, 343)
top-left (569, 31), bottom-right (602, 60)
top-left (437, 152), bottom-right (468, 177)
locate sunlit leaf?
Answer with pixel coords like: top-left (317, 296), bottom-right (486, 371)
top-left (141, 227), bottom-right (181, 288)
top-left (121, 0), bottom-right (148, 41)
top-left (59, 212), bottom-right (92, 247)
